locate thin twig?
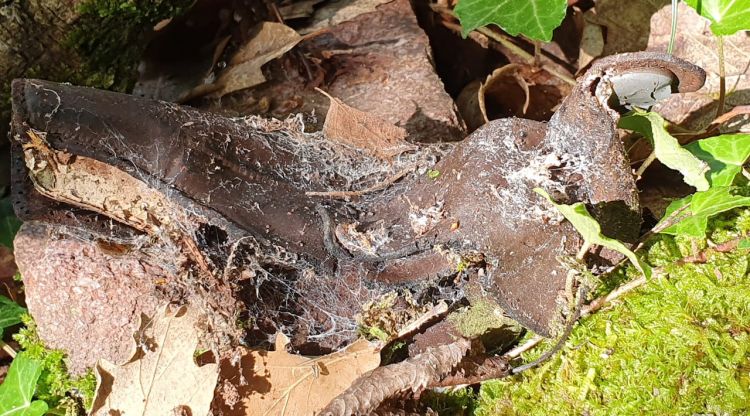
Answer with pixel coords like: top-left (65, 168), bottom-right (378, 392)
top-left (511, 285), bottom-right (588, 374)
top-left (580, 276), bottom-right (647, 318)
top-left (504, 335), bottom-right (543, 359)
top-left (636, 203), bottom-right (691, 249)
top-left (667, 0), bottom-right (678, 55)
top-left (0, 341), bottom-right (16, 358)
top-left (477, 27), bottom-right (576, 86)
top-left (431, 4), bottom-right (576, 86)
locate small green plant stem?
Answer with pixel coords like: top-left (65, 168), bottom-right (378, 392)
top-left (476, 26), bottom-right (575, 85)
top-left (476, 26), bottom-right (576, 86)
top-left (581, 275), bottom-right (648, 318)
top-left (431, 4), bottom-right (576, 86)
top-left (0, 340), bottom-right (16, 358)
top-left (635, 150), bottom-right (657, 179)
top-left (667, 0), bottom-right (678, 54)
top-left (716, 35), bottom-right (726, 118)
top-left (533, 40), bottom-right (542, 66)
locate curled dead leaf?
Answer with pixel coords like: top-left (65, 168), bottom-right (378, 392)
top-left (319, 89), bottom-right (416, 159)
top-left (91, 305), bottom-right (219, 416)
top-left (191, 22), bottom-right (302, 99)
top-left (457, 64), bottom-right (571, 131)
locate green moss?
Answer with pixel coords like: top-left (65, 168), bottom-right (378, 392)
top-left (474, 208), bottom-right (750, 415)
top-left (357, 291), bottom-right (429, 342)
top-left (68, 0), bottom-right (194, 92)
top-left (449, 300), bottom-right (520, 339)
top-left (422, 388), bottom-right (477, 415)
top-left (13, 314), bottom-right (96, 414)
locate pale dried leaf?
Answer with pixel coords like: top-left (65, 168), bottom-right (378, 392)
top-left (205, 22), bottom-right (302, 98)
top-left (215, 333), bottom-right (380, 416)
top-left (320, 89), bottom-right (415, 159)
top-left (586, 0), bottom-right (668, 55)
top-left (578, 17), bottom-right (604, 69)
top-left (298, 0), bottom-right (394, 35)
top-left (479, 64), bottom-right (530, 121)
top-left (91, 305), bottom-right (219, 416)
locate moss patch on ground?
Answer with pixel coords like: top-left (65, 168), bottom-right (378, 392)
top-left (475, 208), bottom-right (750, 415)
top-left (68, 0), bottom-right (194, 92)
top-left (13, 314), bottom-right (97, 414)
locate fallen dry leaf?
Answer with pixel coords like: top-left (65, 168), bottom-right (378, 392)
top-left (199, 22), bottom-right (302, 99)
top-left (578, 17), bottom-right (604, 70)
top-left (320, 89), bottom-right (416, 158)
top-left (214, 333), bottom-right (380, 415)
top-left (132, 0), bottom-right (233, 102)
top-left (586, 0), bottom-right (668, 55)
top-left (91, 305), bottom-right (219, 416)
top-left (297, 0), bottom-right (394, 35)
top-left (649, 2), bottom-right (750, 131)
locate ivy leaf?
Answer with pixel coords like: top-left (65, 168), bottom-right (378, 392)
top-left (619, 111), bottom-right (710, 191)
top-left (0, 353), bottom-right (49, 416)
top-left (0, 295), bottom-right (25, 337)
top-left (685, 133), bottom-right (750, 186)
top-left (535, 189), bottom-right (651, 277)
top-left (454, 0), bottom-right (568, 42)
top-left (658, 187), bottom-right (750, 237)
top-left (684, 0), bottom-right (750, 36)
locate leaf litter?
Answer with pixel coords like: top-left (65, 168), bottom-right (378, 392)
top-left (319, 88), bottom-right (417, 159)
top-left (91, 305), bottom-right (219, 416)
top-left (5, 0), bottom-right (750, 415)
top-left (212, 333), bottom-right (380, 415)
top-left (192, 22), bottom-right (303, 99)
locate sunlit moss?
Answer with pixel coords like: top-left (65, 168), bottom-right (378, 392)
top-left (422, 388), bottom-right (477, 415)
top-left (449, 299), bottom-right (521, 339)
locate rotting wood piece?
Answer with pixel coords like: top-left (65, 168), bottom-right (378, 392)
top-left (9, 53), bottom-right (706, 358)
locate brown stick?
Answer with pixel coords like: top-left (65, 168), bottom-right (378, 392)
top-left (675, 236), bottom-right (743, 265)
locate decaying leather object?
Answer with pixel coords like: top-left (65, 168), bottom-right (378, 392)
top-left (10, 53), bottom-right (705, 367)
